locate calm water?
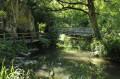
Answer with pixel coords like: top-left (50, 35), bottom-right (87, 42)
top-left (34, 48), bottom-right (120, 79)
top-left (32, 35), bottom-right (120, 79)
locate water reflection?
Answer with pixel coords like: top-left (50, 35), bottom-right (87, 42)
top-left (33, 35), bottom-right (120, 79)
top-left (33, 48), bottom-right (120, 79)
top-left (36, 67), bottom-right (70, 79)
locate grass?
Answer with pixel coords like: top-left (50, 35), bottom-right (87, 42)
top-left (0, 59), bottom-right (37, 79)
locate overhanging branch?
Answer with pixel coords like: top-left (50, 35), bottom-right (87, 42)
top-left (45, 6), bottom-right (89, 14)
top-left (46, 7), bottom-right (89, 14)
top-left (47, 8), bottom-right (68, 11)
top-left (64, 7), bottom-right (89, 14)
top-left (57, 0), bottom-right (88, 6)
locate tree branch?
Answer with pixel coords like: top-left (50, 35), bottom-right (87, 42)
top-left (47, 8), bottom-right (68, 11)
top-left (43, 0), bottom-right (89, 14)
top-left (46, 7), bottom-right (89, 14)
top-left (57, 0), bottom-right (64, 7)
top-left (57, 0), bottom-right (88, 6)
top-left (104, 0), bottom-right (112, 2)
top-left (63, 7), bottom-right (89, 14)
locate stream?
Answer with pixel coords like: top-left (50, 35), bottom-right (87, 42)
top-left (34, 48), bottom-right (120, 79)
top-left (16, 35), bottom-right (120, 79)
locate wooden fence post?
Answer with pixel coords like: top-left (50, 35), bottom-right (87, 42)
top-left (38, 32), bottom-right (40, 40)
top-left (31, 32), bottom-right (33, 42)
top-left (3, 32), bottom-right (5, 41)
top-left (12, 33), bottom-right (16, 44)
top-left (23, 32), bottom-right (25, 42)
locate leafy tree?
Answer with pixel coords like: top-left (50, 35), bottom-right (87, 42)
top-left (95, 0), bottom-right (120, 34)
top-left (26, 0), bottom-right (58, 33)
top-left (56, 10), bottom-right (89, 27)
top-left (24, 0), bottom-right (100, 39)
top-left (42, 0), bottom-right (102, 39)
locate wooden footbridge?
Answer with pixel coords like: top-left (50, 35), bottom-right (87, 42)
top-left (61, 27), bottom-right (93, 35)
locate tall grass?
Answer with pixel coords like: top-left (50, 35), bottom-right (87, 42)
top-left (0, 59), bottom-right (36, 79)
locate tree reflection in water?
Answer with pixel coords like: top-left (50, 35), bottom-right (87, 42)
top-left (34, 35), bottom-right (120, 79)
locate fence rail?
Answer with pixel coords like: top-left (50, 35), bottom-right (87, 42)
top-left (0, 32), bottom-right (46, 43)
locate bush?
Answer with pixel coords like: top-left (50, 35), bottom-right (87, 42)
top-left (105, 38), bottom-right (120, 61)
top-left (39, 38), bottom-right (51, 48)
top-left (46, 24), bottom-right (61, 46)
top-left (0, 42), bottom-right (28, 60)
top-left (90, 39), bottom-right (107, 57)
top-left (103, 32), bottom-right (120, 61)
top-left (91, 32), bottom-right (120, 61)
top-left (58, 35), bottom-right (91, 51)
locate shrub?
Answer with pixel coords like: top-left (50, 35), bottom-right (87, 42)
top-left (58, 35), bottom-right (91, 51)
top-left (90, 39), bottom-right (107, 57)
top-left (0, 42), bottom-right (28, 60)
top-left (105, 38), bottom-right (120, 61)
top-left (46, 24), bottom-right (61, 46)
top-left (0, 11), bottom-right (7, 18)
top-left (91, 32), bottom-right (120, 61)
top-left (103, 32), bottom-right (120, 61)
top-left (39, 38), bottom-right (51, 48)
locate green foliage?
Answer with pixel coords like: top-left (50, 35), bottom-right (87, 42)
top-left (90, 39), bottom-right (107, 57)
top-left (91, 33), bottom-right (120, 61)
top-left (0, 42), bottom-right (28, 60)
top-left (69, 64), bottom-right (104, 79)
top-left (39, 38), bottom-right (51, 48)
top-left (104, 33), bottom-right (120, 61)
top-left (47, 24), bottom-right (61, 46)
top-left (93, 0), bottom-right (120, 60)
top-left (0, 60), bottom-right (36, 79)
top-left (15, 42), bottom-right (28, 53)
top-left (105, 38), bottom-right (120, 61)
top-left (59, 10), bottom-right (89, 27)
top-left (38, 23), bottom-right (46, 32)
top-left (0, 11), bottom-right (7, 18)
top-left (58, 35), bottom-right (92, 51)
top-left (95, 0), bottom-right (120, 35)
top-left (0, 11), bottom-right (6, 15)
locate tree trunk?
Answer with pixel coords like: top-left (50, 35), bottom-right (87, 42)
top-left (11, 0), bottom-right (18, 38)
top-left (34, 19), bottom-right (39, 38)
top-left (16, 0), bottom-right (18, 22)
top-left (88, 0), bottom-right (102, 40)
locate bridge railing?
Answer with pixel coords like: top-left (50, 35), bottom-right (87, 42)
top-left (0, 32), bottom-right (46, 42)
top-left (60, 27), bottom-right (93, 35)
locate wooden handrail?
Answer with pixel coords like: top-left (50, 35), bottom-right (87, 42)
top-left (0, 32), bottom-right (40, 35)
top-left (0, 32), bottom-right (45, 42)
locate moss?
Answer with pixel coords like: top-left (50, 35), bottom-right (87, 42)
top-left (0, 0), bottom-right (34, 33)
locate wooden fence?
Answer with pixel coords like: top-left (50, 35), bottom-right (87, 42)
top-left (0, 32), bottom-right (46, 43)
top-left (0, 15), bottom-right (3, 28)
